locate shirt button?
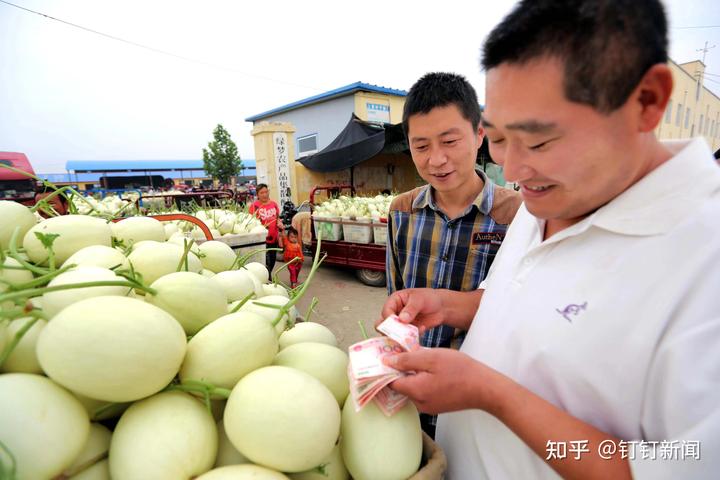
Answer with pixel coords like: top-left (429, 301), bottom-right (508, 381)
top-left (523, 258), bottom-right (533, 265)
top-left (442, 254), bottom-right (449, 262)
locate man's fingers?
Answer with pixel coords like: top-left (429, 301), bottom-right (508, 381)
top-left (397, 292), bottom-right (424, 324)
top-left (380, 291), bottom-right (405, 321)
top-left (383, 349), bottom-right (432, 373)
top-left (387, 375), bottom-right (416, 397)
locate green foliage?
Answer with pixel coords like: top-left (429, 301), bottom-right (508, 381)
top-left (202, 124), bottom-right (242, 185)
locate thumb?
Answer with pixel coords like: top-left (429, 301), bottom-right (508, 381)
top-left (383, 349), bottom-right (432, 373)
top-left (397, 292), bottom-right (425, 324)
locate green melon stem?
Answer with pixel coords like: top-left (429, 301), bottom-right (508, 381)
top-left (0, 280), bottom-right (157, 304)
top-left (0, 438), bottom-right (17, 480)
top-left (230, 291), bottom-right (256, 313)
top-left (271, 256), bottom-right (300, 285)
top-left (9, 263), bottom-right (76, 290)
top-left (176, 238), bottom-right (195, 272)
top-left (7, 228), bottom-right (49, 276)
top-left (164, 380), bottom-right (231, 415)
top-left (304, 297), bottom-right (319, 323)
top-left (269, 235), bottom-right (325, 329)
top-left (0, 315), bottom-right (40, 369)
top-left (358, 320), bottom-right (369, 340)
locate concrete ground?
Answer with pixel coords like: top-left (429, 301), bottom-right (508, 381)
top-left (273, 257), bottom-right (388, 351)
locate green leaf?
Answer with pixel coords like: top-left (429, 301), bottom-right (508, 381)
top-left (33, 232), bottom-right (60, 250)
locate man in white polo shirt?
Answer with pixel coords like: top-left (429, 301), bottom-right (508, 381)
top-left (379, 1), bottom-right (720, 479)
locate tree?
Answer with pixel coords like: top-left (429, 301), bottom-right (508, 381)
top-left (202, 124), bottom-right (242, 185)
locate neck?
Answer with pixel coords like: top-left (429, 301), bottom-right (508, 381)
top-left (434, 172), bottom-right (484, 219)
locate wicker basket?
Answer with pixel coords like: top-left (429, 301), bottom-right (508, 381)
top-left (409, 432), bottom-right (447, 479)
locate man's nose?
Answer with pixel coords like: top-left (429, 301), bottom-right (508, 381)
top-left (496, 143), bottom-right (534, 183)
top-left (427, 144), bottom-right (448, 167)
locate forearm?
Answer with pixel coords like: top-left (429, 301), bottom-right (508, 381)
top-left (477, 368), bottom-right (632, 480)
top-left (439, 289), bottom-right (483, 330)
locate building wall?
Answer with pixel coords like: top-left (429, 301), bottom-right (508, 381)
top-left (656, 59), bottom-right (720, 152)
top-left (353, 91), bottom-right (405, 124)
top-left (250, 90), bottom-right (419, 205)
top-left (259, 96), bottom-right (355, 155)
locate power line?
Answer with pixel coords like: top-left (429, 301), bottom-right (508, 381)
top-left (673, 25), bottom-right (720, 30)
top-left (0, 0), bottom-right (325, 93)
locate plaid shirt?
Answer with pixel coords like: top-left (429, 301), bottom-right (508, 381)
top-left (386, 170), bottom-right (514, 349)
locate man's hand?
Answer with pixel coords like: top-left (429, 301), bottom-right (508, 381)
top-left (383, 348), bottom-right (490, 415)
top-left (378, 288), bottom-right (444, 336)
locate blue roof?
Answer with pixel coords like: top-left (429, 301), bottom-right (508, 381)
top-left (245, 82), bottom-right (407, 122)
top-left (66, 159), bottom-right (255, 172)
top-left (42, 164), bottom-right (256, 185)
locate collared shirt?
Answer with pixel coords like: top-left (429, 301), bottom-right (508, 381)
top-left (387, 170), bottom-right (518, 350)
top-left (437, 138), bottom-right (720, 480)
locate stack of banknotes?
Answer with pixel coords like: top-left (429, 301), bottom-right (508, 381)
top-left (347, 315), bottom-right (420, 416)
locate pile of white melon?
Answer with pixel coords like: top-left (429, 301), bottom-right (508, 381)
top-left (0, 201), bottom-right (423, 480)
top-left (70, 194), bottom-right (138, 217)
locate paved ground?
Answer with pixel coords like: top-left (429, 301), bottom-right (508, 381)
top-left (273, 257), bottom-right (388, 350)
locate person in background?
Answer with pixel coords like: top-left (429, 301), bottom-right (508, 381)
top-left (34, 189), bottom-right (69, 218)
top-left (291, 210), bottom-right (313, 254)
top-left (282, 226), bottom-right (304, 288)
top-left (386, 71), bottom-right (521, 439)
top-left (249, 183), bottom-right (283, 272)
top-left (380, 1), bottom-right (720, 479)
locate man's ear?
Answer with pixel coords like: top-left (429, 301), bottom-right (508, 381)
top-left (633, 63), bottom-right (674, 133)
top-left (476, 125), bottom-right (485, 145)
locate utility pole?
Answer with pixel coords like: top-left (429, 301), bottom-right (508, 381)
top-left (695, 41), bottom-right (716, 98)
top-left (697, 41), bottom-right (716, 64)
top-left (691, 41), bottom-right (716, 136)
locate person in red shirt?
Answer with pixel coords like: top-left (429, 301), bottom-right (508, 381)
top-left (249, 183), bottom-right (283, 272)
top-left (282, 227), bottom-right (304, 288)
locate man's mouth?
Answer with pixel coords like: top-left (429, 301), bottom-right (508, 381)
top-left (524, 185), bottom-right (551, 192)
top-left (431, 172), bottom-right (453, 178)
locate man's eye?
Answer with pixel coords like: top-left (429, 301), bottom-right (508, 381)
top-left (529, 138), bottom-right (556, 151)
top-left (414, 145), bottom-right (428, 151)
top-left (488, 138), bottom-right (504, 145)
top-left (443, 139), bottom-right (458, 145)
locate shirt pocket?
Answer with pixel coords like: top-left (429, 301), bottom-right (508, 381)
top-left (465, 242), bottom-right (501, 285)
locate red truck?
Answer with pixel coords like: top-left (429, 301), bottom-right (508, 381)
top-left (0, 152), bottom-right (38, 206)
top-left (308, 185), bottom-right (388, 287)
top-left (0, 152), bottom-right (70, 215)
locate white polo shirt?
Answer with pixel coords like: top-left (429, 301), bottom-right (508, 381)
top-left (436, 138), bottom-right (720, 479)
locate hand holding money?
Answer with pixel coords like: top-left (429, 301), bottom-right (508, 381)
top-left (347, 316), bottom-right (421, 416)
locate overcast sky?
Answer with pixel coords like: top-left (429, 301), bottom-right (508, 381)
top-left (1, 0), bottom-right (719, 173)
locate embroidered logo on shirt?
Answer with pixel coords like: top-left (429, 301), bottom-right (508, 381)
top-left (556, 302), bottom-right (588, 323)
top-left (472, 232), bottom-right (504, 245)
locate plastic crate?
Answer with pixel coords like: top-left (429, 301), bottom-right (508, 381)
top-left (342, 218), bottom-right (373, 244)
top-left (313, 216), bottom-right (343, 241)
top-left (372, 221), bottom-right (388, 245)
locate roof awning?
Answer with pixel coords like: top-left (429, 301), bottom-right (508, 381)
top-left (297, 114), bottom-right (408, 172)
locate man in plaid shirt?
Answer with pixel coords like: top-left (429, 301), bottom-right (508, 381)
top-left (386, 72), bottom-right (521, 438)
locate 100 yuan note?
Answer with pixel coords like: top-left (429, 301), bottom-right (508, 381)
top-left (348, 337), bottom-right (405, 379)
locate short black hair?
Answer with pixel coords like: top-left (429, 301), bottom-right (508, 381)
top-left (402, 72), bottom-right (481, 136)
top-left (482, 0), bottom-right (668, 113)
top-left (287, 226), bottom-right (298, 237)
top-left (256, 183), bottom-right (268, 192)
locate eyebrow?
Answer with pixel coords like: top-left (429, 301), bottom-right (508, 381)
top-left (481, 118), bottom-right (558, 134)
top-left (409, 127), bottom-right (463, 143)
